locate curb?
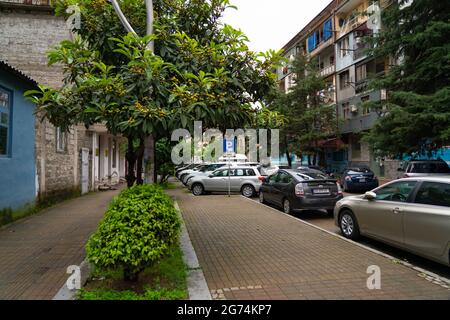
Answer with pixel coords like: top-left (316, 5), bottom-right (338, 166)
top-left (241, 195), bottom-right (450, 289)
top-left (174, 201), bottom-right (212, 300)
top-left (53, 259), bottom-right (92, 300)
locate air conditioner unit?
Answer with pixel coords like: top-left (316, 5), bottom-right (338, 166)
top-left (351, 105), bottom-right (358, 113)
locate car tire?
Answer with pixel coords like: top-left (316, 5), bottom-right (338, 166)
top-left (259, 191), bottom-right (266, 204)
top-left (192, 183), bottom-right (204, 196)
top-left (339, 209), bottom-right (360, 240)
top-left (283, 198), bottom-right (292, 214)
top-left (241, 185), bottom-right (255, 198)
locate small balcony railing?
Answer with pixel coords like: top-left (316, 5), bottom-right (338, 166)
top-left (319, 64), bottom-right (336, 78)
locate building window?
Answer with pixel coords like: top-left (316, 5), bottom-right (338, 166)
top-left (339, 70), bottom-right (351, 89)
top-left (356, 64), bottom-right (367, 82)
top-left (361, 95), bottom-right (370, 115)
top-left (339, 36), bottom-right (350, 57)
top-left (56, 127), bottom-right (67, 152)
top-left (0, 87), bottom-right (11, 156)
top-left (342, 102), bottom-right (351, 119)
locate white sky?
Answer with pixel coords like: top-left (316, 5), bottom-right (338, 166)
top-left (221, 0), bottom-right (332, 53)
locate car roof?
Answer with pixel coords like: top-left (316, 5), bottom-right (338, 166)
top-left (396, 176), bottom-right (450, 183)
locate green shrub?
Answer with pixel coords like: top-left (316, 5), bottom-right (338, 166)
top-left (86, 184), bottom-right (180, 281)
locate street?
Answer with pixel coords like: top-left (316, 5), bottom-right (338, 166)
top-left (251, 191), bottom-right (450, 280)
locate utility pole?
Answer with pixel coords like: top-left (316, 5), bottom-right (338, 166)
top-left (110, 0), bottom-right (156, 183)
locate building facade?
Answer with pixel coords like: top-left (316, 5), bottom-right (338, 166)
top-left (0, 0), bottom-right (126, 209)
top-left (278, 0), bottom-right (403, 179)
top-left (0, 61), bottom-right (37, 210)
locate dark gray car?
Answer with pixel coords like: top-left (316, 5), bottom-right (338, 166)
top-left (259, 169), bottom-right (343, 215)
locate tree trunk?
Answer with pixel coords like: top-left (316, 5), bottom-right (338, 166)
top-left (144, 134), bottom-right (156, 184)
top-left (123, 266), bottom-right (139, 282)
top-left (125, 137), bottom-right (136, 188)
top-left (136, 138), bottom-right (145, 185)
top-left (284, 136), bottom-right (292, 168)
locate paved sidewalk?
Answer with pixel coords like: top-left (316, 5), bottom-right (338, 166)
top-left (168, 185), bottom-right (450, 300)
top-left (0, 187), bottom-right (122, 299)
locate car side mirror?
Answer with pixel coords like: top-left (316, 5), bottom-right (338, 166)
top-left (364, 191), bottom-right (377, 200)
top-left (208, 174), bottom-right (214, 178)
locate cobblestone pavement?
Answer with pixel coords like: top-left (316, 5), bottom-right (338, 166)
top-left (168, 185), bottom-right (450, 300)
top-left (0, 187), bottom-right (123, 300)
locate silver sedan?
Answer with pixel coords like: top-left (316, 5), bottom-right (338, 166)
top-left (334, 177), bottom-right (450, 266)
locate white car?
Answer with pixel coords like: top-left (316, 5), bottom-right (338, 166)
top-left (187, 166), bottom-right (265, 197)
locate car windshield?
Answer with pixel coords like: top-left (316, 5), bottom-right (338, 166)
top-left (411, 162), bottom-right (450, 173)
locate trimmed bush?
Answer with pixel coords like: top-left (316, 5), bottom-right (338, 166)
top-left (86, 184), bottom-right (180, 281)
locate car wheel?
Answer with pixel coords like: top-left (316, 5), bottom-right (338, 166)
top-left (192, 183), bottom-right (204, 196)
top-left (241, 185), bottom-right (255, 198)
top-left (283, 198), bottom-right (292, 214)
top-left (339, 209), bottom-right (360, 240)
top-left (259, 191), bottom-right (266, 204)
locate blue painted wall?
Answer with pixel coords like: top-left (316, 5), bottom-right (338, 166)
top-left (0, 71), bottom-right (36, 210)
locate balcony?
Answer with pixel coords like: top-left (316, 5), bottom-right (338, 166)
top-left (319, 64), bottom-right (336, 78)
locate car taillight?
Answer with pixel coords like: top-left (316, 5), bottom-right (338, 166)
top-left (336, 182), bottom-right (343, 195)
top-left (295, 183), bottom-right (305, 197)
top-left (258, 176), bottom-right (266, 182)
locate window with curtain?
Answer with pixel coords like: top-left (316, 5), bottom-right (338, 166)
top-left (0, 87), bottom-right (11, 156)
top-left (307, 34), bottom-right (317, 52)
top-left (323, 19), bottom-right (333, 41)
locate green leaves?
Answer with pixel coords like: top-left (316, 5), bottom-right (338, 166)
top-left (86, 185), bottom-right (180, 279)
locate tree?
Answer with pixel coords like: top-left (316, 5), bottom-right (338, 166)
top-left (274, 53), bottom-right (337, 167)
top-left (363, 0), bottom-right (450, 158)
top-left (27, 0), bottom-right (282, 187)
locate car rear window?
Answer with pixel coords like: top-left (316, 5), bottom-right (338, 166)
top-left (414, 182), bottom-right (450, 207)
top-left (296, 172), bottom-right (328, 180)
top-left (410, 162), bottom-right (450, 173)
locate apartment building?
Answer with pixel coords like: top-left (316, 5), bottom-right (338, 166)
top-left (278, 0), bottom-right (402, 178)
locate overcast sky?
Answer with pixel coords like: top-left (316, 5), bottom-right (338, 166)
top-left (221, 0), bottom-right (332, 53)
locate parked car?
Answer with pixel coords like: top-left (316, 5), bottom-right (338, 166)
top-left (175, 163), bottom-right (200, 178)
top-left (397, 159), bottom-right (450, 178)
top-left (339, 167), bottom-right (379, 192)
top-left (334, 177), bottom-right (450, 267)
top-left (182, 163), bottom-right (230, 185)
top-left (188, 166), bottom-right (264, 197)
top-left (259, 169), bottom-right (343, 215)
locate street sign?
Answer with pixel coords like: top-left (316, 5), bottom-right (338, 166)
top-left (223, 138), bottom-right (236, 153)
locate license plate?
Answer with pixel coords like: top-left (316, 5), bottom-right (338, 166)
top-left (313, 189), bottom-right (330, 194)
top-left (359, 178), bottom-right (366, 182)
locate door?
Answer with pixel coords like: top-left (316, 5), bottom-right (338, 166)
top-left (272, 171), bottom-right (292, 206)
top-left (81, 148), bottom-right (90, 195)
top-left (358, 180), bottom-right (417, 245)
top-left (204, 169), bottom-right (229, 192)
top-left (403, 181), bottom-right (450, 260)
top-left (231, 168), bottom-right (245, 191)
top-left (262, 173), bottom-right (279, 204)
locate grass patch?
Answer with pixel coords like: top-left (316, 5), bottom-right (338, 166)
top-left (78, 244), bottom-right (188, 300)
